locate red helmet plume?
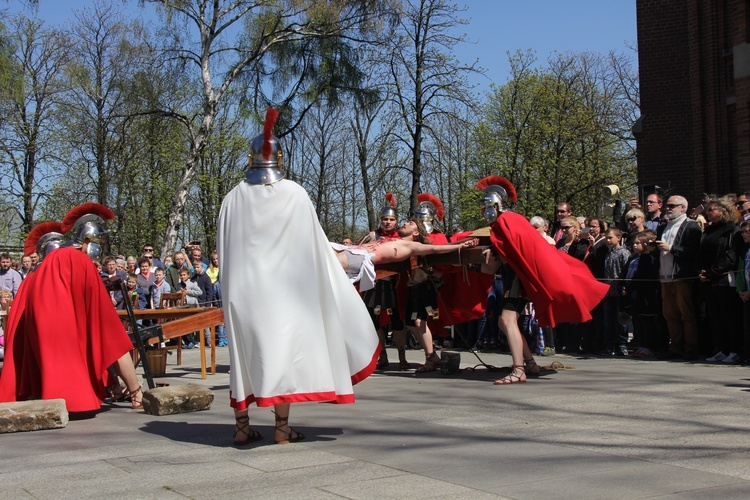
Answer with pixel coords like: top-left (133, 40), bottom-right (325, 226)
top-left (475, 176), bottom-right (518, 202)
top-left (24, 221), bottom-right (63, 256)
top-left (261, 108), bottom-right (280, 161)
top-left (61, 203), bottom-right (115, 233)
top-left (385, 192), bottom-right (396, 207)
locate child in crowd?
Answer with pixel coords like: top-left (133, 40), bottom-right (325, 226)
top-left (624, 231), bottom-right (663, 358)
top-left (125, 273), bottom-right (147, 310)
top-left (600, 228), bottom-right (631, 356)
top-left (151, 267), bottom-right (172, 309)
top-left (178, 268), bottom-right (202, 306)
top-left (177, 267), bottom-right (202, 348)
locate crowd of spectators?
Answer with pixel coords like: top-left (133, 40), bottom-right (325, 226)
top-left (465, 191), bottom-right (749, 366)
top-left (0, 241), bottom-right (227, 357)
top-left (3, 191), bottom-right (750, 367)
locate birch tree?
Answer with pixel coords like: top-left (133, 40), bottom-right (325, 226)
top-left (145, 0), bottom-right (393, 258)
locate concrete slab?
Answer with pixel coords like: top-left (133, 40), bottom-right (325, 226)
top-left (1, 346), bottom-right (749, 499)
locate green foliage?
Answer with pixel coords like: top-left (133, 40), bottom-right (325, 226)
top-left (471, 50), bottom-right (638, 223)
top-left (0, 4), bottom-right (639, 255)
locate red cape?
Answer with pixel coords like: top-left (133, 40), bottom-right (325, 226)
top-left (0, 247), bottom-right (133, 412)
top-left (490, 212), bottom-right (608, 327)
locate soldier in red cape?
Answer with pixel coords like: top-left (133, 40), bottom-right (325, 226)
top-left (358, 193), bottom-right (409, 369)
top-left (478, 176), bottom-right (609, 384)
top-left (0, 206), bottom-right (143, 412)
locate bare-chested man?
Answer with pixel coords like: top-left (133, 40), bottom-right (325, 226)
top-left (334, 222), bottom-right (477, 284)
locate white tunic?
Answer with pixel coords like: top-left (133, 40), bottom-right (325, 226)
top-left (217, 179), bottom-right (379, 409)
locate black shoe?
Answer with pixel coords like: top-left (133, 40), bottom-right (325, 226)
top-left (683, 351), bottom-right (697, 361)
top-left (598, 348), bottom-right (615, 357)
top-left (617, 346), bottom-right (629, 356)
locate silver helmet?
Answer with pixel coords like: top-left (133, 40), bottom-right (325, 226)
top-left (475, 176), bottom-right (518, 224)
top-left (37, 232), bottom-right (66, 259)
top-left (24, 221), bottom-right (65, 262)
top-left (245, 108), bottom-right (285, 185)
top-left (413, 193), bottom-right (444, 234)
top-left (61, 203), bottom-right (115, 261)
top-left (379, 192), bottom-right (398, 219)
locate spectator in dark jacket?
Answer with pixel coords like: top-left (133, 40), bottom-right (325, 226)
top-left (190, 260), bottom-right (214, 306)
top-left (700, 198), bottom-right (743, 363)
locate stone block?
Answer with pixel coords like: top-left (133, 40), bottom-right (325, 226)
top-left (0, 399), bottom-right (68, 433)
top-left (440, 350), bottom-right (461, 375)
top-left (142, 384), bottom-right (213, 416)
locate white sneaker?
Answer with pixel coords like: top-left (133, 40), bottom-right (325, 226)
top-left (706, 351), bottom-right (727, 362)
top-left (721, 352), bottom-right (740, 364)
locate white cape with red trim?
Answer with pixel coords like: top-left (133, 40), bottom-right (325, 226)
top-left (217, 179), bottom-right (379, 410)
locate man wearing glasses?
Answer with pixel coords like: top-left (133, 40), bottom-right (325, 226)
top-left (736, 193), bottom-right (750, 222)
top-left (141, 244), bottom-right (164, 271)
top-left (551, 202), bottom-right (573, 243)
top-left (644, 193), bottom-right (665, 231)
top-left (654, 195), bottom-right (702, 360)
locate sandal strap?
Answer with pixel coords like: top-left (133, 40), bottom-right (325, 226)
top-left (272, 410), bottom-right (288, 427)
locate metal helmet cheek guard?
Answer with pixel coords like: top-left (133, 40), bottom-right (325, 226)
top-left (412, 204), bottom-right (435, 233)
top-left (414, 193), bottom-right (445, 234)
top-left (480, 190), bottom-right (506, 224)
top-left (475, 176), bottom-right (518, 224)
top-left (245, 108), bottom-right (285, 185)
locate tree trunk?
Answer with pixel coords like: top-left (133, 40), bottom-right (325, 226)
top-left (160, 111), bottom-right (214, 259)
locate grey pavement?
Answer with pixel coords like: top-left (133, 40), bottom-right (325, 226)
top-left (1, 345), bottom-right (750, 499)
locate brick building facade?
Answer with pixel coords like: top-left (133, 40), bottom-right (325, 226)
top-left (635, 0), bottom-right (750, 206)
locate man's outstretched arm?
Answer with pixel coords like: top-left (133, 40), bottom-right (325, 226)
top-left (406, 238), bottom-right (478, 257)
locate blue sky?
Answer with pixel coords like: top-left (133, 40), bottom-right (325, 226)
top-left (7, 0), bottom-right (637, 94)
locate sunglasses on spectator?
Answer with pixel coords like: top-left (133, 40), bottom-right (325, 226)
top-left (627, 217), bottom-right (638, 222)
top-left (560, 226), bottom-right (574, 230)
top-left (665, 203), bottom-right (682, 209)
top-left (736, 201), bottom-right (748, 207)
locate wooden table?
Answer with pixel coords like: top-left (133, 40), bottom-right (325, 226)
top-left (117, 307), bottom-right (223, 379)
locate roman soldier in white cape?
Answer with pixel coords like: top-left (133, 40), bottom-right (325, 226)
top-left (217, 108), bottom-right (379, 445)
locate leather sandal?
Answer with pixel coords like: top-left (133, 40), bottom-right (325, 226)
top-left (524, 357), bottom-right (541, 378)
top-left (128, 386), bottom-right (143, 410)
top-left (233, 415), bottom-right (263, 446)
top-left (273, 411), bottom-right (305, 444)
top-left (415, 352), bottom-right (441, 373)
top-left (493, 365), bottom-right (526, 385)
top-left (107, 384), bottom-right (130, 402)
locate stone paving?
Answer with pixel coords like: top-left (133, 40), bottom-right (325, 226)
top-left (1, 345), bottom-right (749, 499)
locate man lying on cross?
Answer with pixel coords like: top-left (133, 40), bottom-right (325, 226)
top-left (332, 219), bottom-right (478, 291)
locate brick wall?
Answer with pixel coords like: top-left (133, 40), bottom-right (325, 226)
top-left (635, 0), bottom-right (750, 205)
